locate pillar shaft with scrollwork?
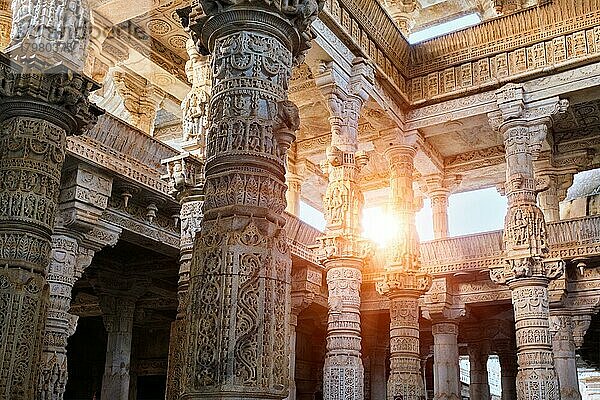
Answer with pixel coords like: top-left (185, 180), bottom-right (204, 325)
top-left (488, 84), bottom-right (568, 400)
top-left (316, 58), bottom-right (373, 400)
top-left (376, 143), bottom-right (431, 400)
top-left (178, 1), bottom-right (319, 398)
top-left (0, 1), bottom-right (99, 393)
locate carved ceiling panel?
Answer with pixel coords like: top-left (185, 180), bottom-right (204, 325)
top-left (421, 114), bottom-right (501, 157)
top-left (554, 99), bottom-right (600, 143)
top-left (129, 0), bottom-right (189, 60)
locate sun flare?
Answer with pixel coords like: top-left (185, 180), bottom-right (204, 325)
top-left (362, 207), bottom-right (402, 248)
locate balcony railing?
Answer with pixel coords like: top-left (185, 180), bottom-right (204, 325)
top-left (285, 214), bottom-right (600, 275)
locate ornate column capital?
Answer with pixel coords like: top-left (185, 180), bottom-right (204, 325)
top-left (489, 83), bottom-right (569, 133)
top-left (95, 68), bottom-right (164, 135)
top-left (179, 0), bottom-right (324, 63)
top-left (419, 173), bottom-right (462, 197)
top-left (315, 58), bottom-right (374, 153)
top-left (0, 57), bottom-right (102, 134)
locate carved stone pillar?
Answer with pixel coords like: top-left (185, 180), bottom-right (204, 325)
top-left (287, 299), bottom-right (311, 400)
top-left (163, 154), bottom-right (204, 400)
top-left (370, 346), bottom-right (387, 400)
top-left (181, 38), bottom-right (211, 147)
top-left (0, 0), bottom-right (10, 50)
top-left (468, 341), bottom-right (491, 400)
top-left (376, 143), bottom-right (431, 400)
top-left (285, 174), bottom-right (303, 216)
top-left (178, 1), bottom-right (318, 398)
top-left (496, 340), bottom-right (518, 400)
top-left (315, 58), bottom-right (373, 400)
top-left (488, 84), bottom-right (568, 400)
top-left (431, 322), bottom-right (461, 400)
top-left (431, 192), bottom-right (449, 239)
top-left (99, 295), bottom-right (136, 400)
top-left (549, 312), bottom-right (582, 400)
top-left (37, 233), bottom-right (90, 400)
top-left (37, 164), bottom-right (117, 400)
top-left (0, 25), bottom-right (99, 399)
top-left (420, 174), bottom-right (461, 240)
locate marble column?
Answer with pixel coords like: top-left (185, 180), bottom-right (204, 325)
top-left (99, 295), bottom-right (136, 400)
top-left (420, 174), bottom-right (460, 240)
top-left (431, 191), bottom-right (450, 239)
top-left (0, 2), bottom-right (99, 396)
top-left (163, 154), bottom-right (204, 400)
top-left (285, 174), bottom-right (303, 216)
top-left (178, 1), bottom-right (318, 398)
top-left (370, 346), bottom-right (387, 400)
top-left (37, 164), bottom-right (117, 400)
top-left (315, 59), bottom-right (373, 400)
top-left (488, 84), bottom-right (568, 400)
top-left (431, 322), bottom-right (461, 400)
top-left (550, 312), bottom-right (582, 400)
top-left (468, 342), bottom-right (491, 400)
top-left (376, 143), bottom-right (431, 400)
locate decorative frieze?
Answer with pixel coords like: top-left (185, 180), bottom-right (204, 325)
top-left (408, 0), bottom-right (600, 103)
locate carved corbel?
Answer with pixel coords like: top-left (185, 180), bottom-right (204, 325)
top-left (57, 164), bottom-right (113, 232)
top-left (422, 277), bottom-right (466, 322)
top-left (161, 152), bottom-right (205, 202)
top-left (572, 314), bottom-right (592, 349)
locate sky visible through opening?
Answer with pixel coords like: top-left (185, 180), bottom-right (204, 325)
top-left (407, 13), bottom-right (482, 44)
top-left (299, 187), bottom-right (507, 242)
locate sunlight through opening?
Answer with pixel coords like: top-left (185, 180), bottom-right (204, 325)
top-left (408, 13), bottom-right (481, 44)
top-left (362, 207), bottom-right (401, 248)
